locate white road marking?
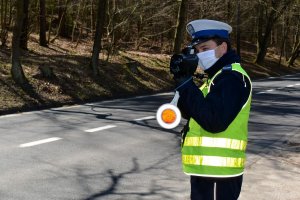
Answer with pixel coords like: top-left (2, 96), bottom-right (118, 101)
top-left (256, 83), bottom-right (300, 95)
top-left (85, 125), bottom-right (116, 133)
top-left (256, 89), bottom-right (274, 94)
top-left (0, 114), bottom-right (20, 118)
top-left (134, 116), bottom-right (155, 121)
top-left (19, 137), bottom-right (62, 148)
top-left (256, 92), bottom-right (267, 95)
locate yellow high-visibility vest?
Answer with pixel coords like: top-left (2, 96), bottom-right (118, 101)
top-left (181, 63), bottom-right (252, 177)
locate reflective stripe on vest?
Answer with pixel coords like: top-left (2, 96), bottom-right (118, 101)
top-left (184, 136), bottom-right (247, 151)
top-left (182, 155), bottom-right (245, 168)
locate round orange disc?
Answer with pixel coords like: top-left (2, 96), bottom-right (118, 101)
top-left (161, 109), bottom-right (177, 124)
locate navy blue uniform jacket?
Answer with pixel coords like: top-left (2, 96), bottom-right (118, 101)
top-left (177, 50), bottom-right (251, 133)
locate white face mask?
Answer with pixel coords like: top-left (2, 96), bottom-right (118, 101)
top-left (196, 47), bottom-right (219, 71)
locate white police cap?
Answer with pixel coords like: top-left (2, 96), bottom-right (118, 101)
top-left (186, 19), bottom-right (232, 44)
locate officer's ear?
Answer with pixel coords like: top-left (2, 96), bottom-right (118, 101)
top-left (219, 42), bottom-right (228, 55)
top-left (216, 42), bottom-right (227, 58)
top-left (220, 42), bottom-right (228, 53)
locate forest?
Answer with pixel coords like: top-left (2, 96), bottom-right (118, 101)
top-left (0, 0), bottom-right (299, 114)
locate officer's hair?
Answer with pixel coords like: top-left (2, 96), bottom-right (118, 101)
top-left (212, 38), bottom-right (231, 52)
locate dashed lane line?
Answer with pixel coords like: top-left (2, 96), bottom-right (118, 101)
top-left (18, 118), bottom-right (153, 147)
top-left (19, 137), bottom-right (62, 148)
top-left (256, 83), bottom-right (300, 95)
top-left (84, 125), bottom-right (117, 133)
top-left (256, 89), bottom-right (274, 95)
top-left (134, 116), bottom-right (155, 121)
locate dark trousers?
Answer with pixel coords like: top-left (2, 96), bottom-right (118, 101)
top-left (190, 175), bottom-right (243, 200)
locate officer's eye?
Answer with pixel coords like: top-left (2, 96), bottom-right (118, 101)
top-left (196, 46), bottom-right (210, 53)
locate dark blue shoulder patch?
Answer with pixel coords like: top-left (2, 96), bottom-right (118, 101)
top-left (222, 65), bottom-right (232, 71)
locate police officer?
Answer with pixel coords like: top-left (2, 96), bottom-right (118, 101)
top-left (170, 19), bottom-right (252, 200)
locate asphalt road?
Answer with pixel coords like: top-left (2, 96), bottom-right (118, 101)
top-left (0, 73), bottom-right (299, 200)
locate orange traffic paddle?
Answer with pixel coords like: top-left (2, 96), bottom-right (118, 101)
top-left (156, 91), bottom-right (181, 129)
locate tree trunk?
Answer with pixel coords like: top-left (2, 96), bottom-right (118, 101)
top-left (288, 15), bottom-right (300, 67)
top-left (279, 14), bottom-right (290, 66)
top-left (90, 0), bottom-right (108, 76)
top-left (71, 0), bottom-right (83, 42)
top-left (47, 3), bottom-right (54, 43)
top-left (236, 0), bottom-right (241, 57)
top-left (58, 0), bottom-right (69, 38)
top-left (90, 1), bottom-right (94, 37)
top-left (173, 0), bottom-right (188, 54)
top-left (20, 0), bottom-right (29, 50)
top-left (288, 25), bottom-right (300, 67)
top-left (50, 0), bottom-right (68, 42)
top-left (11, 0), bottom-right (27, 85)
top-left (0, 0), bottom-right (9, 46)
top-left (254, 4), bottom-right (275, 65)
top-left (255, 37), bottom-right (269, 65)
top-left (106, 0), bottom-right (119, 61)
top-left (39, 0), bottom-right (47, 46)
top-left (288, 40), bottom-right (300, 67)
top-left (0, 0), bottom-right (2, 28)
top-left (227, 0), bottom-right (231, 22)
top-left (0, 0), bottom-right (3, 42)
top-left (254, 0), bottom-right (293, 65)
